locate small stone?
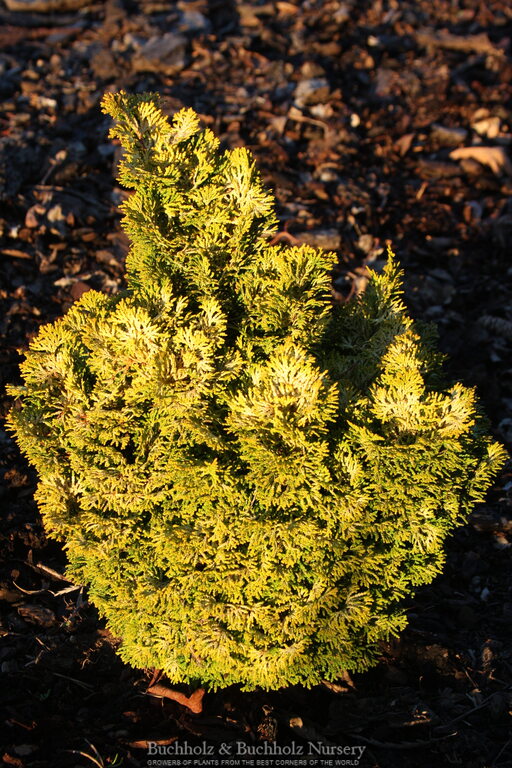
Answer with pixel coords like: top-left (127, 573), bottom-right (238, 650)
top-left (294, 78), bottom-right (330, 108)
top-left (133, 34), bottom-right (188, 76)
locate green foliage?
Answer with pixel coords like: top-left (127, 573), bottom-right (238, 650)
top-left (7, 92), bottom-right (506, 690)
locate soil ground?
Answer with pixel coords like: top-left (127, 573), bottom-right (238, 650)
top-left (1, 2), bottom-right (511, 767)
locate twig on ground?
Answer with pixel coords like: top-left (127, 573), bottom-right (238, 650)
top-left (64, 739), bottom-right (105, 768)
top-left (146, 684), bottom-right (205, 714)
top-left (27, 551), bottom-right (70, 583)
top-left (13, 579), bottom-right (81, 597)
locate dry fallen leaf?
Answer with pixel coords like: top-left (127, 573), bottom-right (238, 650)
top-left (449, 146), bottom-right (512, 176)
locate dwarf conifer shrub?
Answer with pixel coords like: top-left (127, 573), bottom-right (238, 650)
top-left (8, 93), bottom-right (506, 690)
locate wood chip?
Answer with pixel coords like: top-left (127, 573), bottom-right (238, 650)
top-left (450, 146), bottom-right (512, 176)
top-left (1, 249), bottom-right (31, 259)
top-left (416, 28), bottom-right (505, 58)
top-left (17, 603), bottom-right (56, 627)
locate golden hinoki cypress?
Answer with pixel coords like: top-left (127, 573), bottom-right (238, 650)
top-left (8, 92), bottom-right (506, 690)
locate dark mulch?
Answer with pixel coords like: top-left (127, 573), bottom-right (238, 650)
top-left (1, 1), bottom-right (511, 767)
